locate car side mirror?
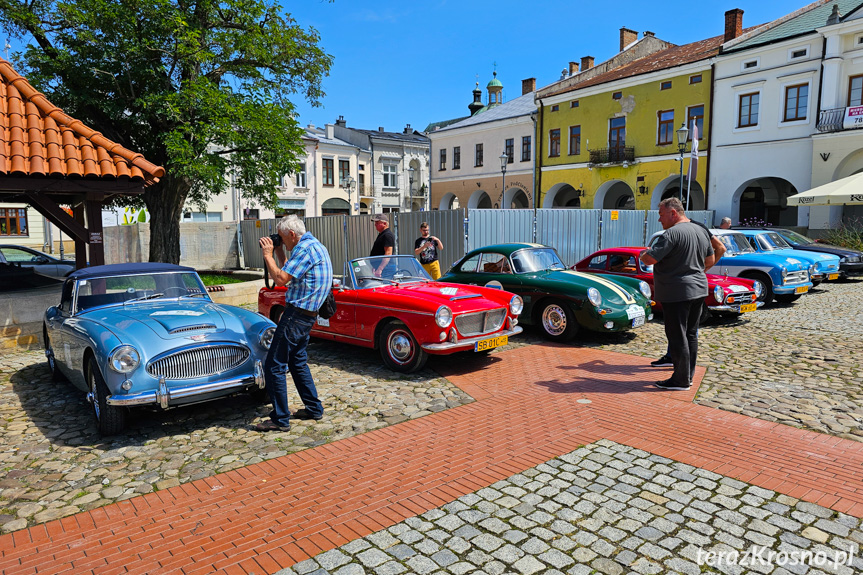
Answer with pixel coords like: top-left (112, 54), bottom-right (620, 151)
top-left (45, 306), bottom-right (59, 320)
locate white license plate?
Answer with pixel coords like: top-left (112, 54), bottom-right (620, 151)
top-left (631, 316), bottom-right (645, 328)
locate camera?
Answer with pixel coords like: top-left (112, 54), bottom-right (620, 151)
top-left (269, 233), bottom-right (282, 247)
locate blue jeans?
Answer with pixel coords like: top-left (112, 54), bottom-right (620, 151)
top-left (264, 304), bottom-right (322, 427)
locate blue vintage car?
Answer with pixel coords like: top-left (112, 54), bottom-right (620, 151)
top-left (710, 230), bottom-right (813, 304)
top-left (43, 263), bottom-right (275, 435)
top-left (735, 229), bottom-right (841, 287)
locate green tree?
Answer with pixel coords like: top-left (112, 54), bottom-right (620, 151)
top-left (0, 0), bottom-right (332, 263)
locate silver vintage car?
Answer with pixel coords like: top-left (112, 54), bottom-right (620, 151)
top-left (44, 262), bottom-right (275, 435)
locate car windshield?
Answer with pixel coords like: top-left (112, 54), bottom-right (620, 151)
top-left (719, 233), bottom-right (755, 254)
top-left (511, 248), bottom-right (566, 273)
top-left (777, 229), bottom-right (814, 245)
top-left (75, 271), bottom-right (208, 312)
top-left (756, 232), bottom-right (792, 251)
top-left (349, 255), bottom-right (431, 288)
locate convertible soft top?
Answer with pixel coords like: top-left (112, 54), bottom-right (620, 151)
top-left (68, 262), bottom-right (196, 280)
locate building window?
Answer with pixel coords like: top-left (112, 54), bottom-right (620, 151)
top-left (743, 59), bottom-right (759, 70)
top-left (551, 104), bottom-right (559, 112)
top-left (848, 75), bottom-right (863, 106)
top-left (382, 164), bottom-right (397, 188)
top-left (439, 149), bottom-right (446, 171)
top-left (359, 163), bottom-right (365, 171)
top-left (0, 208), bottom-right (27, 236)
top-left (571, 100), bottom-right (579, 108)
top-left (657, 110), bottom-right (674, 145)
top-left (789, 47), bottom-right (808, 60)
top-left (453, 146), bottom-right (461, 170)
top-left (568, 126), bottom-right (581, 155)
top-left (475, 143), bottom-right (483, 167)
top-left (687, 105), bottom-right (704, 138)
top-left (660, 81), bottom-right (672, 90)
top-left (339, 160), bottom-right (350, 185)
top-left (549, 129), bottom-right (560, 157)
top-left (505, 138), bottom-right (514, 163)
top-left (738, 93), bottom-right (759, 128)
top-left (609, 117), bottom-right (626, 156)
top-left (522, 136), bottom-right (531, 162)
top-left (690, 75), bottom-right (702, 84)
top-left (612, 92), bottom-right (622, 100)
top-left (358, 173), bottom-right (365, 193)
top-left (295, 163), bottom-right (307, 188)
top-left (783, 84), bottom-right (808, 122)
top-left (322, 158), bottom-right (334, 186)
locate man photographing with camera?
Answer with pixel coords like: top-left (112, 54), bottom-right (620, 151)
top-left (256, 215), bottom-right (333, 431)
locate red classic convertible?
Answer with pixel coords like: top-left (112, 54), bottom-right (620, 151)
top-left (259, 255), bottom-right (523, 372)
top-left (573, 247), bottom-right (764, 315)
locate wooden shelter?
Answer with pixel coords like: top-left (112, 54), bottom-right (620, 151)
top-left (0, 59), bottom-right (164, 268)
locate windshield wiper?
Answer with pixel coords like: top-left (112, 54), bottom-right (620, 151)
top-left (126, 292), bottom-right (164, 303)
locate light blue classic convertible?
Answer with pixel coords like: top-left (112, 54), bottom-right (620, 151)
top-left (43, 263), bottom-right (275, 435)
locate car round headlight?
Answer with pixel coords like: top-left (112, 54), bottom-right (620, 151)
top-left (810, 264), bottom-right (817, 274)
top-left (780, 266), bottom-right (788, 279)
top-left (753, 280), bottom-right (763, 297)
top-left (435, 306), bottom-right (453, 328)
top-left (109, 345), bottom-right (140, 373)
top-left (587, 287), bottom-right (602, 307)
top-left (509, 295), bottom-right (523, 316)
top-left (713, 285), bottom-right (724, 303)
top-left (638, 281), bottom-right (651, 299)
top-left (260, 326), bottom-right (276, 349)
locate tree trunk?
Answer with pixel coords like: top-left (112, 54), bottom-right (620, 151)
top-left (144, 173), bottom-right (191, 264)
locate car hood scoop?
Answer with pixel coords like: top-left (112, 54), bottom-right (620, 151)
top-left (109, 303), bottom-right (227, 338)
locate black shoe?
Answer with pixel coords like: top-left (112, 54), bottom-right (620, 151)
top-left (293, 408), bottom-right (323, 420)
top-left (253, 419), bottom-right (290, 432)
top-left (654, 378), bottom-right (691, 391)
top-left (650, 355), bottom-right (673, 367)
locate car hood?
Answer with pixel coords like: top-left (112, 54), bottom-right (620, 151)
top-left (83, 300), bottom-right (230, 340)
top-left (720, 252), bottom-right (809, 271)
top-left (797, 243), bottom-right (862, 257)
top-left (772, 249), bottom-right (839, 264)
top-left (370, 281), bottom-right (508, 312)
top-left (533, 269), bottom-right (643, 306)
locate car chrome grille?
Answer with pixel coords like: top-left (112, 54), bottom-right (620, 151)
top-left (455, 309), bottom-right (506, 337)
top-left (147, 345), bottom-right (249, 379)
top-left (785, 271), bottom-right (809, 285)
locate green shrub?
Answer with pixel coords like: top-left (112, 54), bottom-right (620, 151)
top-left (823, 217), bottom-right (863, 251)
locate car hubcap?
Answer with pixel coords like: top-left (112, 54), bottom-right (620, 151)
top-left (542, 305), bottom-right (567, 336)
top-left (388, 331), bottom-right (414, 364)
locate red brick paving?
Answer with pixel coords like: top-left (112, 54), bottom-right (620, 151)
top-left (2, 344), bottom-right (862, 574)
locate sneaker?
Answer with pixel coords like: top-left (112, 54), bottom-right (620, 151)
top-left (292, 408), bottom-right (323, 421)
top-left (650, 355), bottom-right (673, 367)
top-left (654, 378), bottom-right (691, 391)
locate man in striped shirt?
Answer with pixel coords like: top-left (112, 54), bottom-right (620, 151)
top-left (256, 215), bottom-right (333, 431)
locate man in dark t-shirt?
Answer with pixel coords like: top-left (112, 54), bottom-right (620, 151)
top-left (370, 213), bottom-right (395, 276)
top-left (414, 222), bottom-right (444, 280)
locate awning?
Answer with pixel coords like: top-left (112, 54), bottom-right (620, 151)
top-left (278, 199), bottom-right (306, 209)
top-left (321, 198), bottom-right (350, 209)
top-left (786, 172), bottom-right (863, 206)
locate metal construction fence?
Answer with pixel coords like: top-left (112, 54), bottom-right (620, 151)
top-left (241, 208), bottom-right (714, 271)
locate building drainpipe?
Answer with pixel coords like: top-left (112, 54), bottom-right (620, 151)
top-left (42, 218), bottom-right (52, 254)
top-left (534, 97), bottom-right (544, 213)
top-left (705, 62), bottom-right (716, 215)
top-left (816, 37), bottom-right (827, 125)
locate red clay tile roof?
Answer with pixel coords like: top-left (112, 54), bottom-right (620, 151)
top-left (542, 34), bottom-right (727, 98)
top-left (0, 59), bottom-right (164, 186)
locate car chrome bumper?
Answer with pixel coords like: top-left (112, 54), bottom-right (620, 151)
top-left (421, 326), bottom-right (523, 352)
top-left (107, 360), bottom-right (265, 407)
top-left (709, 301), bottom-right (764, 312)
top-left (774, 283), bottom-right (812, 294)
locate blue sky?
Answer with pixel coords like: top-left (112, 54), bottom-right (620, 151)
top-left (286, 0), bottom-right (807, 132)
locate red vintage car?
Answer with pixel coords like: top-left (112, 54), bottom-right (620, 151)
top-left (259, 255), bottom-right (523, 372)
top-left (573, 247), bottom-right (764, 315)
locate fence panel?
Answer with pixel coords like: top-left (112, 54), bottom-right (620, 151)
top-left (396, 209), bottom-right (466, 270)
top-left (536, 209), bottom-right (601, 265)
top-left (645, 210), bottom-right (662, 243)
top-left (240, 219), bottom-right (279, 269)
top-left (600, 210), bottom-right (647, 249)
top-left (467, 209), bottom-right (534, 252)
top-left (644, 210), bottom-right (716, 245)
top-left (686, 210), bottom-right (716, 228)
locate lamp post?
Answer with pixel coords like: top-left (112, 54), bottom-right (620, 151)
top-left (676, 123), bottom-right (689, 205)
top-left (343, 176), bottom-right (356, 215)
top-left (499, 152), bottom-right (508, 209)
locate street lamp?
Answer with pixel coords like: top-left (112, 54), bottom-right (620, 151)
top-left (342, 176), bottom-right (356, 214)
top-left (676, 123), bottom-right (689, 204)
top-left (499, 152), bottom-right (508, 209)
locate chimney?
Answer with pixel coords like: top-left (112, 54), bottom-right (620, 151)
top-left (335, 115), bottom-right (346, 127)
top-left (568, 62), bottom-right (579, 76)
top-left (620, 27), bottom-right (637, 51)
top-left (581, 56), bottom-right (595, 71)
top-left (724, 8), bottom-right (744, 42)
top-left (378, 127), bottom-right (385, 132)
top-left (643, 31), bottom-right (655, 38)
top-left (522, 77), bottom-right (536, 94)
top-left (403, 124), bottom-right (412, 134)
top-left (326, 124), bottom-right (334, 139)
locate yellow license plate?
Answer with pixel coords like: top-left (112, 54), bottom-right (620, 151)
top-left (739, 303), bottom-right (757, 313)
top-left (476, 335), bottom-right (507, 352)
top-left (795, 286), bottom-right (809, 294)
top-left (828, 273), bottom-right (839, 280)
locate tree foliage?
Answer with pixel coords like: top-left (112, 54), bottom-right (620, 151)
top-left (0, 0), bottom-right (332, 262)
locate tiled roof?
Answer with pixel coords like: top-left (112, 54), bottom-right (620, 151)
top-left (350, 128), bottom-right (430, 144)
top-left (0, 59), bottom-right (164, 186)
top-left (304, 126), bottom-right (362, 149)
top-left (542, 34), bottom-right (727, 98)
top-left (436, 91), bottom-right (536, 132)
top-left (425, 116), bottom-right (469, 132)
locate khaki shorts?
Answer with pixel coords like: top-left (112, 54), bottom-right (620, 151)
top-left (422, 260), bottom-right (441, 280)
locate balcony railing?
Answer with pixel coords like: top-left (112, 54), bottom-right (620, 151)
top-left (817, 107), bottom-right (846, 133)
top-left (588, 147), bottom-right (635, 165)
top-left (358, 185), bottom-right (377, 198)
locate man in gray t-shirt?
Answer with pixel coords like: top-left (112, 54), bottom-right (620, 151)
top-left (640, 198), bottom-right (715, 391)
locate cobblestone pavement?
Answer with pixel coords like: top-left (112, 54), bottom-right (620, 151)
top-left (277, 440), bottom-right (863, 575)
top-left (1, 279), bottom-right (861, 533)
